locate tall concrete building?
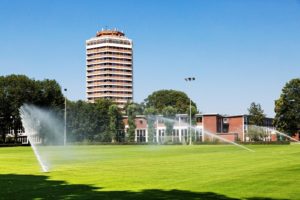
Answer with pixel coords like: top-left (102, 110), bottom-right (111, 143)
top-left (86, 29), bottom-right (133, 107)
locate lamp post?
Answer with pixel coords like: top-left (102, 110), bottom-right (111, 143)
top-left (64, 88), bottom-right (67, 146)
top-left (185, 77), bottom-right (195, 145)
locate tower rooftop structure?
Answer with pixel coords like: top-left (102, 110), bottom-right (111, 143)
top-left (96, 30), bottom-right (125, 37)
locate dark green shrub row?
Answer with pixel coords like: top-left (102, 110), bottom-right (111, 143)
top-left (0, 143), bottom-right (30, 147)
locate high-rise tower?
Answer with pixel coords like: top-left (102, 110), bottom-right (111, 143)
top-left (86, 29), bottom-right (133, 107)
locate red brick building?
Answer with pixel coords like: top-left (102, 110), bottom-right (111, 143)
top-left (198, 114), bottom-right (274, 142)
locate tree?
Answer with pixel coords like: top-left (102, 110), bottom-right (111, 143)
top-left (108, 104), bottom-right (124, 143)
top-left (144, 107), bottom-right (158, 143)
top-left (274, 78), bottom-right (300, 136)
top-left (0, 89), bottom-right (10, 143)
top-left (123, 101), bottom-right (144, 115)
top-left (66, 98), bottom-right (116, 143)
top-left (36, 79), bottom-right (65, 108)
top-left (66, 100), bottom-right (94, 142)
top-left (162, 106), bottom-right (177, 143)
top-left (108, 105), bottom-right (118, 142)
top-left (144, 90), bottom-right (197, 114)
top-left (126, 104), bottom-right (137, 142)
top-left (1, 75), bottom-right (36, 143)
top-left (94, 99), bottom-right (113, 141)
top-left (247, 102), bottom-right (266, 126)
top-left (0, 74), bottom-right (64, 143)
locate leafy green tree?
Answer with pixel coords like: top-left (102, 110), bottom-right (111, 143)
top-left (0, 74), bottom-right (64, 143)
top-left (0, 90), bottom-right (11, 143)
top-left (123, 101), bottom-right (145, 115)
top-left (108, 105), bottom-right (118, 142)
top-left (94, 98), bottom-right (113, 141)
top-left (66, 99), bottom-right (115, 142)
top-left (67, 100), bottom-right (93, 142)
top-left (36, 79), bottom-right (65, 108)
top-left (274, 78), bottom-right (300, 136)
top-left (126, 104), bottom-right (137, 142)
top-left (108, 104), bottom-right (124, 143)
top-left (144, 107), bottom-right (157, 143)
top-left (1, 75), bottom-right (35, 143)
top-left (247, 102), bottom-right (266, 126)
top-left (144, 90), bottom-right (197, 114)
top-left (162, 106), bottom-right (177, 142)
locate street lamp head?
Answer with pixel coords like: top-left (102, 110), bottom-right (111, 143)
top-left (185, 77), bottom-right (196, 82)
top-left (64, 88), bottom-right (67, 92)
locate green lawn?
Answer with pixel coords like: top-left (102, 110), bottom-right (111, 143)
top-left (0, 145), bottom-right (300, 200)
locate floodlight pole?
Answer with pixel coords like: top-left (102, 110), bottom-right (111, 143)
top-left (64, 88), bottom-right (67, 146)
top-left (189, 97), bottom-right (192, 145)
top-left (185, 77), bottom-right (195, 145)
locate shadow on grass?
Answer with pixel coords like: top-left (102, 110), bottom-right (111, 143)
top-left (0, 174), bottom-right (289, 200)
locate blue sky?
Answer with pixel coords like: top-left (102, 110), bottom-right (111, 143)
top-left (1, 0), bottom-right (299, 117)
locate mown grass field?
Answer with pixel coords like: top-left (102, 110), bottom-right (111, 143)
top-left (0, 144), bottom-right (300, 200)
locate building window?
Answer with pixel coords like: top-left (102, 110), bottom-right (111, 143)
top-left (173, 129), bottom-right (179, 142)
top-left (181, 117), bottom-right (188, 123)
top-left (181, 129), bottom-right (188, 142)
top-left (223, 124), bottom-right (229, 133)
top-left (158, 129), bottom-right (165, 143)
top-left (136, 129), bottom-right (146, 143)
top-left (195, 129), bottom-right (203, 142)
top-left (196, 117), bottom-right (202, 123)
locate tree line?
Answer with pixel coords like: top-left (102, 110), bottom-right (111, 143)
top-left (0, 74), bottom-right (299, 144)
top-left (66, 99), bottom-right (124, 143)
top-left (0, 75), bottom-right (198, 144)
